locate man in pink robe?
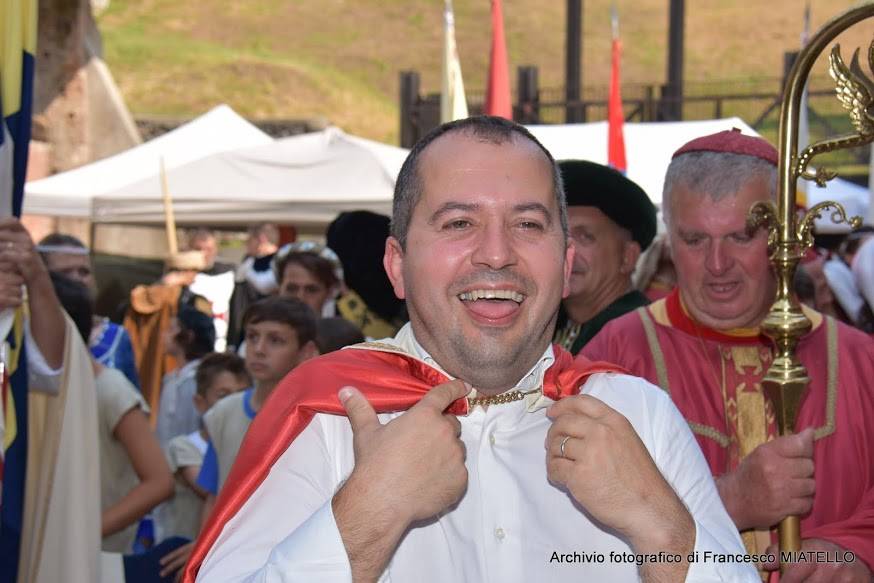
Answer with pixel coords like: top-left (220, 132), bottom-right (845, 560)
top-left (584, 129), bottom-right (874, 582)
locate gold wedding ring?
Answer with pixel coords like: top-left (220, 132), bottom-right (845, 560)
top-left (559, 435), bottom-right (571, 458)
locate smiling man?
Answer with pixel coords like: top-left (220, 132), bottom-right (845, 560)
top-left (553, 160), bottom-right (656, 355)
top-left (183, 117), bottom-right (754, 583)
top-left (584, 129), bottom-right (874, 581)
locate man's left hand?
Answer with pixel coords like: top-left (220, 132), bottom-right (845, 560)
top-left (762, 539), bottom-right (871, 583)
top-left (545, 394), bottom-right (694, 555)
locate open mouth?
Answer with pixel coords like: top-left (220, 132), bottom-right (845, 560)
top-left (705, 282), bottom-right (740, 296)
top-left (457, 289), bottom-right (526, 324)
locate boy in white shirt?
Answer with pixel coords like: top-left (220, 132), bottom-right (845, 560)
top-left (155, 352), bottom-right (250, 543)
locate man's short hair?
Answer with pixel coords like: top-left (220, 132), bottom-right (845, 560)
top-left (275, 251), bottom-right (341, 290)
top-left (248, 223), bottom-right (279, 245)
top-left (188, 228), bottom-right (216, 245)
top-left (242, 297), bottom-right (317, 346)
top-left (662, 151), bottom-right (777, 225)
top-left (49, 271), bottom-right (93, 343)
top-left (391, 115), bottom-right (567, 249)
top-left (195, 352), bottom-right (250, 397)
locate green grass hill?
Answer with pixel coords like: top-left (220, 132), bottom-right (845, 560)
top-left (98, 0), bottom-right (872, 145)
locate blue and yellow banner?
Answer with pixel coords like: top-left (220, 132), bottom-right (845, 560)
top-left (1, 0), bottom-right (38, 217)
top-left (1, 2), bottom-right (37, 582)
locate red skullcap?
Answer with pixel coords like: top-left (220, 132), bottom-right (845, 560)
top-left (672, 128), bottom-right (778, 166)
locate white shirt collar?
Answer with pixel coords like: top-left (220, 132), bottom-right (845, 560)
top-left (384, 323), bottom-right (556, 412)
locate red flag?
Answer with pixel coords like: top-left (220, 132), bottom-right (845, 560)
top-left (485, 0), bottom-right (512, 119)
top-left (607, 8), bottom-right (627, 172)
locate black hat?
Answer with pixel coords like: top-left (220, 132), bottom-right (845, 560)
top-left (559, 159), bottom-right (657, 250)
top-left (326, 211), bottom-right (405, 323)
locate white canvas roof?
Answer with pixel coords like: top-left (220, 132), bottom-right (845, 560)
top-left (527, 117), bottom-right (870, 233)
top-left (25, 112), bottom-right (867, 233)
top-left (24, 105), bottom-right (272, 218)
top-left (87, 127), bottom-right (408, 226)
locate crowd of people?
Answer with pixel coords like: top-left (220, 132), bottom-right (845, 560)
top-left (1, 211), bottom-right (401, 581)
top-left (1, 116), bottom-right (872, 582)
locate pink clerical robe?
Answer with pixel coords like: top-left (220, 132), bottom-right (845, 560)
top-left (583, 289), bottom-right (874, 572)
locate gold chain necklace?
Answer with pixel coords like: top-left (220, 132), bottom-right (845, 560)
top-left (467, 387), bottom-right (542, 408)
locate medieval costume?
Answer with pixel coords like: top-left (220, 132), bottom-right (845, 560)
top-left (584, 288), bottom-right (874, 568)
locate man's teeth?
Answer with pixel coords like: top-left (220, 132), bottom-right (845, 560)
top-left (710, 283), bottom-right (736, 291)
top-left (458, 290), bottom-right (525, 303)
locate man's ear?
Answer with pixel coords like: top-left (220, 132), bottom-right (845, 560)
top-left (620, 241), bottom-right (642, 275)
top-left (562, 238), bottom-right (574, 298)
top-left (383, 236), bottom-right (406, 300)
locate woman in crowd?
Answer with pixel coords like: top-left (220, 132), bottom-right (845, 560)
top-left (50, 272), bottom-right (173, 553)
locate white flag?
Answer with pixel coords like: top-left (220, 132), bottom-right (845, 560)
top-left (441, 0), bottom-right (469, 123)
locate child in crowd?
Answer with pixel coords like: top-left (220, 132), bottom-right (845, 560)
top-left (197, 297), bottom-right (317, 497)
top-left (50, 272), bottom-right (173, 553)
top-left (159, 297), bottom-right (317, 579)
top-left (154, 352), bottom-right (250, 544)
top-left (155, 306), bottom-right (216, 448)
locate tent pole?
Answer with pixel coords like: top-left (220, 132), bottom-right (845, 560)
top-left (160, 157), bottom-right (179, 256)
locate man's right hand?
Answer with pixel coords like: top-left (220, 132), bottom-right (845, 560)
top-left (717, 428), bottom-right (815, 531)
top-left (332, 380), bottom-right (469, 581)
top-left (340, 379), bottom-right (469, 523)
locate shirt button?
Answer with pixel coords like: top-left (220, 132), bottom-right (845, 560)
top-left (494, 527), bottom-right (505, 540)
top-left (489, 433), bottom-right (496, 446)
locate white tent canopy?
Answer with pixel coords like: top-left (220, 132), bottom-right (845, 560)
top-left (527, 117), bottom-right (870, 233)
top-left (24, 105), bottom-right (273, 218)
top-left (89, 127), bottom-right (408, 226)
top-left (25, 111), bottom-right (867, 232)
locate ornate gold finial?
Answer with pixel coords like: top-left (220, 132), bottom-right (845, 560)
top-left (793, 40), bottom-right (874, 185)
top-left (832, 43), bottom-right (874, 135)
top-left (746, 200), bottom-right (779, 255)
top-left (797, 201), bottom-right (863, 250)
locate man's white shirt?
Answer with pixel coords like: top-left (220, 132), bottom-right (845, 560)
top-left (198, 324), bottom-right (757, 582)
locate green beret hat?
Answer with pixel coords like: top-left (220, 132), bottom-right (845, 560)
top-left (558, 159), bottom-right (657, 250)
